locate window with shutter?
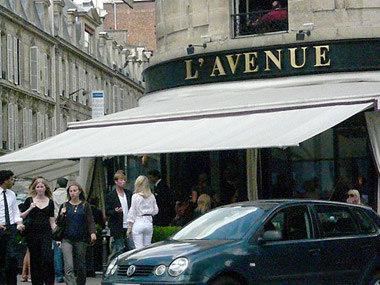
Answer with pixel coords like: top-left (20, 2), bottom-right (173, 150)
top-left (52, 116), bottom-right (56, 136)
top-left (44, 54), bottom-right (48, 96)
top-left (113, 85), bottom-right (117, 113)
top-left (7, 104), bottom-right (14, 150)
top-left (72, 63), bottom-right (76, 99)
top-left (0, 103), bottom-right (2, 148)
top-left (13, 38), bottom-right (18, 85)
top-left (45, 114), bottom-right (49, 138)
top-left (60, 113), bottom-right (64, 133)
top-left (59, 56), bottom-right (63, 96)
top-left (7, 35), bottom-right (13, 83)
top-left (36, 112), bottom-right (41, 141)
top-left (65, 59), bottom-right (69, 98)
top-left (120, 88), bottom-right (124, 110)
top-left (30, 46), bottom-right (39, 92)
top-left (23, 108), bottom-right (27, 146)
top-left (14, 107), bottom-right (18, 149)
top-left (28, 109), bottom-right (33, 144)
top-left (0, 32), bottom-right (2, 79)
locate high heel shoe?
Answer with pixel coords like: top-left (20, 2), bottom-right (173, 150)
top-left (20, 277), bottom-right (27, 282)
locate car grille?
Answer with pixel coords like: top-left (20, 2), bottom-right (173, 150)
top-left (117, 265), bottom-right (155, 277)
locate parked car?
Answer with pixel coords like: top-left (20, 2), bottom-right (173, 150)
top-left (102, 200), bottom-right (380, 285)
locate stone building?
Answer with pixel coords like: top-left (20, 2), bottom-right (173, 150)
top-left (0, 0), bottom-right (148, 156)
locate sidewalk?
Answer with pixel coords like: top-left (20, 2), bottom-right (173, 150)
top-left (17, 274), bottom-right (104, 284)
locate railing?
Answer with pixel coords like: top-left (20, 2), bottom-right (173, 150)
top-left (232, 8), bottom-right (288, 37)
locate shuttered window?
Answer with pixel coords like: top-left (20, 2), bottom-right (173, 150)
top-left (7, 104), bottom-right (14, 150)
top-left (65, 59), bottom-right (69, 98)
top-left (36, 112), bottom-right (41, 141)
top-left (52, 116), bottom-right (56, 136)
top-left (59, 56), bottom-right (63, 96)
top-left (14, 107), bottom-right (18, 149)
top-left (45, 114), bottom-right (49, 138)
top-left (28, 109), bottom-right (33, 144)
top-left (23, 108), bottom-right (28, 146)
top-left (30, 46), bottom-right (40, 92)
top-left (7, 35), bottom-right (13, 83)
top-left (44, 54), bottom-right (48, 96)
top-left (13, 37), bottom-right (18, 85)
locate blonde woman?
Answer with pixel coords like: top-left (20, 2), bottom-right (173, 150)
top-left (127, 175), bottom-right (159, 249)
top-left (193, 194), bottom-right (211, 219)
top-left (346, 189), bottom-right (363, 205)
top-left (20, 178), bottom-right (55, 285)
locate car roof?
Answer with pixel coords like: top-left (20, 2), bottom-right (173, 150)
top-left (224, 199), bottom-right (374, 211)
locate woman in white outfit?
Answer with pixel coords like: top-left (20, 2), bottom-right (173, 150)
top-left (127, 175), bottom-right (159, 249)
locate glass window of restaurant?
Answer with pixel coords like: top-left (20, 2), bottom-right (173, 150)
top-left (260, 112), bottom-right (377, 209)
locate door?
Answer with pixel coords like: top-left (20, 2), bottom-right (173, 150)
top-left (314, 205), bottom-right (378, 284)
top-left (253, 205), bottom-right (323, 284)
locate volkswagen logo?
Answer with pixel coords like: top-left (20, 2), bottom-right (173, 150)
top-left (127, 265), bottom-right (136, 276)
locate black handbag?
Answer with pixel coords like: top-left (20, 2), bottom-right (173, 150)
top-left (52, 224), bottom-right (65, 241)
top-left (53, 202), bottom-right (67, 241)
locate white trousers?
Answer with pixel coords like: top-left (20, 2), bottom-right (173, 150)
top-left (132, 220), bottom-right (153, 249)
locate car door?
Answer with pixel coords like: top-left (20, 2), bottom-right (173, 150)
top-left (252, 205), bottom-right (323, 284)
top-left (313, 204), bottom-right (378, 284)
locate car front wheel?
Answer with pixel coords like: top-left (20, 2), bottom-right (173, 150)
top-left (211, 276), bottom-right (241, 285)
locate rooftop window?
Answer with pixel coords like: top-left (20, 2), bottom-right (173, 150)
top-left (232, 0), bottom-right (288, 37)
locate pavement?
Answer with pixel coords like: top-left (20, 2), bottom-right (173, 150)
top-left (17, 273), bottom-right (104, 284)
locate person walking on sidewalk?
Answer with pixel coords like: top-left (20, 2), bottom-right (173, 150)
top-left (57, 183), bottom-right (96, 285)
top-left (0, 170), bottom-right (25, 285)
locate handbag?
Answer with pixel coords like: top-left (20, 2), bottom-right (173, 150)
top-left (52, 202), bottom-right (67, 241)
top-left (52, 224), bottom-right (65, 241)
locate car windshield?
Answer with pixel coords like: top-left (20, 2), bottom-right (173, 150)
top-left (171, 206), bottom-right (266, 241)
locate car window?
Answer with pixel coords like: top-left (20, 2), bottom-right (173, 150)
top-left (352, 208), bottom-right (377, 235)
top-left (171, 206), bottom-right (266, 240)
top-left (263, 206), bottom-right (312, 241)
top-left (315, 205), bottom-right (359, 238)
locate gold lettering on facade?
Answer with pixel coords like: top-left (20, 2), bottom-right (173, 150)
top-left (210, 56), bottom-right (227, 77)
top-left (264, 50), bottom-right (282, 71)
top-left (185, 59), bottom-right (199, 80)
top-left (314, 45), bottom-right (331, 67)
top-left (289, 47), bottom-right (307, 69)
top-left (243, 52), bottom-right (259, 73)
top-left (226, 54), bottom-right (242, 74)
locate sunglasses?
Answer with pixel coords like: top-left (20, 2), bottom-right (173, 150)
top-left (348, 194), bottom-right (355, 198)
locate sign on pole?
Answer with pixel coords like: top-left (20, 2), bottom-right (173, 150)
top-left (92, 91), bottom-right (104, 119)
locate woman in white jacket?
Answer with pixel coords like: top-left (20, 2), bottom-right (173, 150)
top-left (127, 175), bottom-right (159, 249)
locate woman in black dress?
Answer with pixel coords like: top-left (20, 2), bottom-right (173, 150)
top-left (21, 178), bottom-right (55, 285)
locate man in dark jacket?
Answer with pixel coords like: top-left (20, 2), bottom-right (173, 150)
top-left (148, 170), bottom-right (175, 226)
top-left (105, 172), bottom-right (133, 261)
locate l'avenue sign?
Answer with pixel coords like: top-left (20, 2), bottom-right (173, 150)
top-left (143, 39), bottom-right (380, 93)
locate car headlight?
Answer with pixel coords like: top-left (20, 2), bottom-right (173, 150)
top-left (105, 257), bottom-right (118, 277)
top-left (155, 264), bottom-right (166, 276)
top-left (168, 258), bottom-right (188, 277)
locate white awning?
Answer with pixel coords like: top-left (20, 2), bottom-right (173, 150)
top-left (0, 102), bottom-right (372, 164)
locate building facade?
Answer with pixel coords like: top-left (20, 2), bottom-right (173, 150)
top-left (141, 0), bottom-right (380, 210)
top-left (0, 0), bottom-right (147, 156)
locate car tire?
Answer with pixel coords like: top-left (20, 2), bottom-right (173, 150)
top-left (211, 276), bottom-right (240, 285)
top-left (369, 271), bottom-right (380, 285)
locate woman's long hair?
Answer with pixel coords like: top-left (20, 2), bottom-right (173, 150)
top-left (134, 175), bottom-right (152, 198)
top-left (29, 177), bottom-right (52, 198)
top-left (347, 189), bottom-right (362, 205)
top-left (195, 194), bottom-right (211, 213)
top-left (67, 182), bottom-right (86, 203)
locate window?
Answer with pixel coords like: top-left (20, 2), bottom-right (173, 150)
top-left (30, 46), bottom-right (40, 92)
top-left (84, 26), bottom-right (94, 54)
top-left (13, 37), bottom-right (19, 85)
top-left (352, 209), bottom-right (377, 235)
top-left (263, 206), bottom-right (312, 241)
top-left (315, 205), bottom-right (359, 238)
top-left (232, 0), bottom-right (288, 37)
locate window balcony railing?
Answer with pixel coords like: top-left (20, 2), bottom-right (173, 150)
top-left (232, 8), bottom-right (288, 38)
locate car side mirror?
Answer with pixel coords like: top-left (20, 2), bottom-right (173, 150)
top-left (259, 230), bottom-right (283, 244)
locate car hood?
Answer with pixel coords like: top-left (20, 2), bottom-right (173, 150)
top-left (118, 239), bottom-right (233, 265)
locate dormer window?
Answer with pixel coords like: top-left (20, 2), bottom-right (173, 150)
top-left (84, 26), bottom-right (94, 54)
top-left (232, 0), bottom-right (288, 37)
